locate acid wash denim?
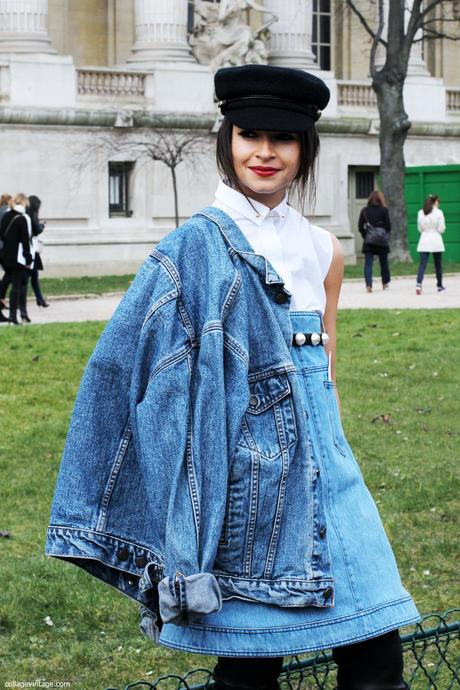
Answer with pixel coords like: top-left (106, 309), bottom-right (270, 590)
top-left (45, 207), bottom-right (334, 641)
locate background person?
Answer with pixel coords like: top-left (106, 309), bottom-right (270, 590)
top-left (27, 195), bottom-right (49, 308)
top-left (0, 193), bottom-right (12, 318)
top-left (358, 190), bottom-right (391, 293)
top-left (416, 194), bottom-right (446, 294)
top-left (0, 193), bottom-right (34, 324)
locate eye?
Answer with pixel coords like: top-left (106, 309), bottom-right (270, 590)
top-left (274, 132), bottom-right (298, 142)
top-left (238, 129), bottom-right (258, 139)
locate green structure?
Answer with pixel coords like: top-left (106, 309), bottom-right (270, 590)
top-left (405, 165), bottom-right (460, 261)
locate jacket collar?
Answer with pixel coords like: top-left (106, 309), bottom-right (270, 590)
top-left (195, 206), bottom-right (291, 298)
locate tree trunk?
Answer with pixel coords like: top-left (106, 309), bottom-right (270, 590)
top-left (171, 166), bottom-right (179, 228)
top-left (373, 71), bottom-right (412, 261)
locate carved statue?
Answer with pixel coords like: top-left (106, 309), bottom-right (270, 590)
top-left (190, 0), bottom-right (277, 70)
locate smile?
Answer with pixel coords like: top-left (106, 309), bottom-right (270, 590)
top-left (248, 167), bottom-right (281, 177)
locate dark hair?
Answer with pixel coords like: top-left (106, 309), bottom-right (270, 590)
top-left (423, 194), bottom-right (439, 215)
top-left (28, 195), bottom-right (42, 214)
top-left (215, 117), bottom-right (320, 211)
top-left (367, 190), bottom-right (386, 207)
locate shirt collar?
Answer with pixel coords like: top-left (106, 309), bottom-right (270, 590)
top-left (214, 180), bottom-right (288, 226)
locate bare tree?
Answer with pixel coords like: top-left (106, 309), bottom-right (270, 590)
top-left (344, 0), bottom-right (460, 259)
top-left (85, 127), bottom-right (211, 227)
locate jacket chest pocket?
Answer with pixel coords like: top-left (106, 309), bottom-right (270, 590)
top-left (237, 374), bottom-right (297, 460)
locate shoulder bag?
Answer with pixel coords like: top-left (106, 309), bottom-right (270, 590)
top-left (362, 209), bottom-right (389, 249)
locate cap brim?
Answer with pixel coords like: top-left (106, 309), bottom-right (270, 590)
top-left (223, 106), bottom-right (316, 133)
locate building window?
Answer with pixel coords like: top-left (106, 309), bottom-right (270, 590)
top-left (108, 162), bottom-right (133, 217)
top-left (188, 0), bottom-right (221, 34)
top-left (312, 0), bottom-right (331, 70)
top-left (355, 171), bottom-right (375, 199)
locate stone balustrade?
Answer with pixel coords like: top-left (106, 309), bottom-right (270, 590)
top-left (77, 68), bottom-right (151, 102)
top-left (337, 81), bottom-right (377, 109)
top-left (446, 88), bottom-right (460, 113)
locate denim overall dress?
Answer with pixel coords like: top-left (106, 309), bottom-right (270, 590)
top-left (159, 311), bottom-right (419, 656)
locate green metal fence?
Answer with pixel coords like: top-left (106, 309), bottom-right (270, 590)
top-left (107, 609), bottom-right (459, 690)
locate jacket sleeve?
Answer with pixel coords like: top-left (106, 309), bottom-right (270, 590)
top-left (437, 210), bottom-right (446, 233)
top-left (384, 208), bottom-right (391, 233)
top-left (131, 279), bottom-right (249, 627)
top-left (18, 218), bottom-right (33, 266)
top-left (358, 209), bottom-right (365, 237)
top-left (417, 210), bottom-right (424, 233)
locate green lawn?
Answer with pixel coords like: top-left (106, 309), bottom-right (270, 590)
top-left (37, 259), bottom-right (460, 298)
top-left (0, 311), bottom-right (458, 689)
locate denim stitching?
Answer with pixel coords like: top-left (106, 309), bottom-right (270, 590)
top-left (96, 421), bottom-right (132, 533)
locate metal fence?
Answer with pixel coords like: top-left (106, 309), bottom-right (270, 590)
top-left (107, 609), bottom-right (459, 690)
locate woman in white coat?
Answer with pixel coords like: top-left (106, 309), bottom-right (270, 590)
top-left (416, 194), bottom-right (446, 294)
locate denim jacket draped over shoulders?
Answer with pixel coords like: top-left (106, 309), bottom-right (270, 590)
top-left (45, 207), bottom-right (334, 641)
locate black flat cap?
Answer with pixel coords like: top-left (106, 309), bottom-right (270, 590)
top-left (215, 64), bottom-right (330, 133)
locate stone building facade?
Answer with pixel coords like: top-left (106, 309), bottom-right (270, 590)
top-left (0, 0), bottom-right (459, 275)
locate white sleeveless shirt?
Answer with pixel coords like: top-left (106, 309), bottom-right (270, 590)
top-left (213, 181), bottom-right (333, 315)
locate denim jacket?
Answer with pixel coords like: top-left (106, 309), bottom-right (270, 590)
top-left (45, 207), bottom-right (334, 640)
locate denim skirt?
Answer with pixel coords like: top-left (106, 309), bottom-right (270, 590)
top-left (159, 311), bottom-right (419, 657)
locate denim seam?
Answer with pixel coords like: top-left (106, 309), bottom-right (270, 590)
top-left (172, 595), bottom-right (416, 635)
top-left (146, 343), bottom-right (193, 386)
top-left (248, 365), bottom-right (296, 382)
top-left (142, 288), bottom-right (178, 328)
top-left (159, 615), bottom-right (421, 656)
top-left (185, 397), bottom-right (201, 538)
top-left (149, 248), bottom-right (196, 343)
top-left (221, 268), bottom-right (242, 324)
top-left (264, 439), bottom-right (290, 578)
top-left (244, 450), bottom-right (259, 577)
top-left (96, 421), bottom-right (132, 533)
top-left (223, 332), bottom-right (249, 365)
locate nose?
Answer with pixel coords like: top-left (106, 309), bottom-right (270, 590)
top-left (255, 136), bottom-right (276, 160)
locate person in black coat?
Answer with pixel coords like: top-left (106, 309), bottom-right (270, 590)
top-left (0, 193), bottom-right (33, 324)
top-left (358, 190), bottom-right (391, 293)
top-left (27, 195), bottom-right (49, 308)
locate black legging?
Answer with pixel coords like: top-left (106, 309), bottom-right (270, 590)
top-left (213, 629), bottom-right (407, 690)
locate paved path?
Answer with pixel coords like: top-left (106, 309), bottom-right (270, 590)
top-left (1, 274), bottom-right (458, 326)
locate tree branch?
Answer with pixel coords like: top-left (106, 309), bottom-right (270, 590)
top-left (345, 0), bottom-right (387, 47)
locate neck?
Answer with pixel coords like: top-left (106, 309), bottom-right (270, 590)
top-left (236, 183), bottom-right (286, 210)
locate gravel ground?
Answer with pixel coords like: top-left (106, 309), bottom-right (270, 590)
top-left (1, 274), bottom-right (458, 326)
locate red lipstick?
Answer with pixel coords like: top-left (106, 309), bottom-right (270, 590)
top-left (248, 166), bottom-right (281, 177)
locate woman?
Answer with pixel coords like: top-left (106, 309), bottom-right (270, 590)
top-left (0, 193), bottom-right (33, 324)
top-left (27, 195), bottom-right (49, 308)
top-left (358, 190), bottom-right (391, 293)
top-left (416, 194), bottom-right (446, 294)
top-left (46, 66), bottom-right (418, 690)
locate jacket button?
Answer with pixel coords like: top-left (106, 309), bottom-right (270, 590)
top-left (320, 526), bottom-right (327, 539)
top-left (324, 587), bottom-right (333, 600)
top-left (249, 395), bottom-right (258, 407)
top-left (118, 548), bottom-right (129, 561)
top-left (274, 291), bottom-right (288, 304)
top-left (135, 556), bottom-right (147, 568)
top-left (316, 467), bottom-right (320, 477)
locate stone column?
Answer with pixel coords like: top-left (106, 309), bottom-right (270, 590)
top-left (264, 0), bottom-right (318, 70)
top-left (128, 0), bottom-right (193, 66)
top-left (0, 0), bottom-right (55, 53)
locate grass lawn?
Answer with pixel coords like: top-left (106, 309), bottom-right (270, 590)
top-left (0, 310), bottom-right (458, 689)
top-left (38, 259), bottom-right (460, 297)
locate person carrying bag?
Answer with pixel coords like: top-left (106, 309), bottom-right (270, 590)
top-left (358, 190), bottom-right (391, 293)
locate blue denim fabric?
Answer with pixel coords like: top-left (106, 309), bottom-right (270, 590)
top-left (45, 208), bottom-right (409, 646)
top-left (159, 312), bottom-right (419, 656)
